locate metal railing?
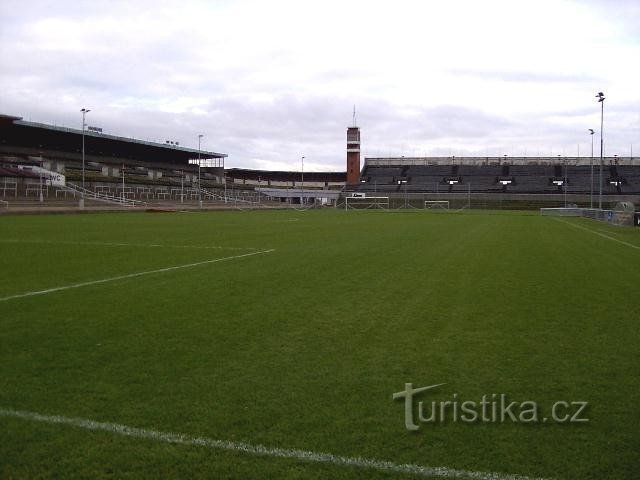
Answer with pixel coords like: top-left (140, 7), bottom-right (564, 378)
top-left (199, 186), bottom-right (262, 205)
top-left (64, 182), bottom-right (147, 207)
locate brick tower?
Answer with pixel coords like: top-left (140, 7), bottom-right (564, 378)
top-left (346, 109), bottom-right (360, 185)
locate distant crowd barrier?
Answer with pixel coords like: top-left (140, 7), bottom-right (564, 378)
top-left (541, 202), bottom-right (636, 226)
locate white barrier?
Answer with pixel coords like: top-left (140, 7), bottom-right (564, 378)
top-left (540, 205), bottom-right (635, 226)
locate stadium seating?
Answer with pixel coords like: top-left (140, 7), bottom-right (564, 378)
top-left (357, 162), bottom-right (640, 195)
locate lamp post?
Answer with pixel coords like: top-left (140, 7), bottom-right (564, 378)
top-left (404, 179), bottom-right (408, 208)
top-left (596, 92), bottom-right (605, 209)
top-left (198, 134), bottom-right (204, 208)
top-left (39, 152), bottom-right (44, 203)
top-left (39, 170), bottom-right (43, 203)
top-left (399, 179), bottom-right (408, 208)
top-left (589, 129), bottom-right (595, 208)
top-left (301, 156), bottom-right (305, 206)
top-left (181, 169), bottom-right (184, 204)
top-left (561, 155), bottom-right (567, 208)
top-left (80, 108), bottom-right (90, 208)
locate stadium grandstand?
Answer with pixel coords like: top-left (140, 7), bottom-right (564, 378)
top-left (0, 114), bottom-right (344, 208)
top-left (347, 156), bottom-right (640, 210)
top-left (0, 113), bottom-right (226, 173)
top-left (0, 113), bottom-right (227, 203)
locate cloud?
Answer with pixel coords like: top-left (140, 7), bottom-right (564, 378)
top-left (0, 0), bottom-right (639, 170)
top-left (449, 69), bottom-right (604, 84)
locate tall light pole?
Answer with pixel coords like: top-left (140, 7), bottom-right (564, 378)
top-left (301, 156), bottom-right (305, 206)
top-left (80, 108), bottom-right (90, 208)
top-left (562, 155), bottom-right (567, 208)
top-left (224, 171), bottom-right (227, 203)
top-left (403, 179), bottom-right (408, 208)
top-left (198, 134), bottom-right (204, 208)
top-left (39, 152), bottom-right (44, 203)
top-left (589, 129), bottom-right (595, 208)
top-left (596, 92), bottom-right (605, 209)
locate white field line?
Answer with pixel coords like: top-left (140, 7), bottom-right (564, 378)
top-left (553, 218), bottom-right (639, 250)
top-left (0, 239), bottom-right (259, 251)
top-left (0, 249), bottom-right (275, 303)
top-left (0, 407), bottom-right (551, 480)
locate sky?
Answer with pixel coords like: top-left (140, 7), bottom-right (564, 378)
top-left (1, 0), bottom-right (639, 171)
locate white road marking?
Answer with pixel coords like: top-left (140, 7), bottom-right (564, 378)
top-left (0, 239), bottom-right (259, 251)
top-left (0, 407), bottom-right (551, 480)
top-left (553, 218), bottom-right (639, 250)
top-left (0, 249), bottom-right (275, 303)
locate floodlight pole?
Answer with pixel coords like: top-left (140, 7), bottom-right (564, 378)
top-left (80, 108), bottom-right (90, 208)
top-left (198, 134), bottom-right (204, 208)
top-left (596, 92), bottom-right (605, 209)
top-left (563, 156), bottom-right (567, 208)
top-left (404, 180), bottom-right (408, 208)
top-left (181, 170), bottom-right (184, 204)
top-left (39, 152), bottom-right (44, 203)
top-left (121, 162), bottom-right (125, 202)
top-left (301, 156), bottom-right (305, 206)
top-left (589, 129), bottom-right (595, 208)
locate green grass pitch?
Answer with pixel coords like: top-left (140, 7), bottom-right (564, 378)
top-left (1, 209), bottom-right (639, 479)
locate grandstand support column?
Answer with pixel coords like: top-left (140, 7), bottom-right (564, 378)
top-left (198, 134), bottom-right (204, 209)
top-left (80, 108), bottom-right (90, 209)
top-left (589, 129), bottom-right (595, 208)
top-left (596, 92), bottom-right (605, 209)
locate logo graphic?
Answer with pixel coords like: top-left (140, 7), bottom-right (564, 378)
top-left (392, 383), bottom-right (446, 431)
top-left (393, 382), bottom-right (589, 430)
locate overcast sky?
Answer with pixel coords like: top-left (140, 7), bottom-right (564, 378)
top-left (1, 0), bottom-right (639, 171)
